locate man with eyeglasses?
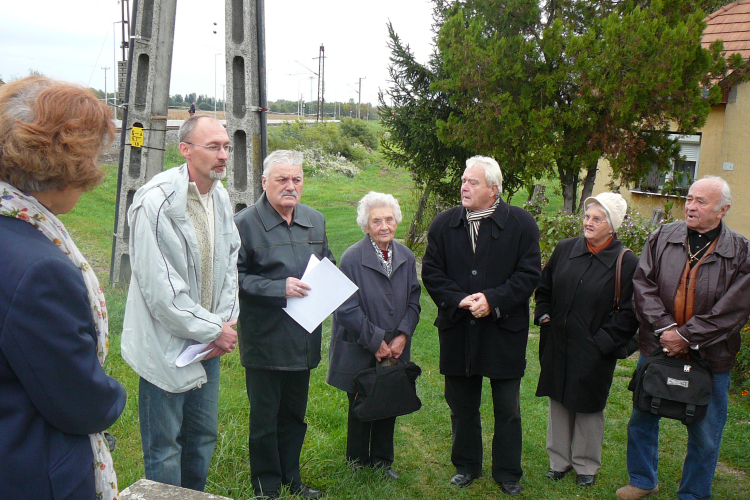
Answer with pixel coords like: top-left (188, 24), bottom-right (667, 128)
top-left (234, 150), bottom-right (334, 499)
top-left (122, 115), bottom-right (241, 491)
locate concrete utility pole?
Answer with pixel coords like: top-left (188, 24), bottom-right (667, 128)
top-left (110, 0), bottom-right (267, 284)
top-left (101, 67), bottom-right (110, 106)
top-left (313, 44), bottom-right (325, 122)
top-left (357, 76), bottom-right (366, 119)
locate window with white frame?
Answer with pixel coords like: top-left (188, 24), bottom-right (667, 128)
top-left (633, 135), bottom-right (700, 196)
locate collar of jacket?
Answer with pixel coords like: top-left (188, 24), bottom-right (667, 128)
top-left (664, 221), bottom-right (735, 260)
top-left (568, 235), bottom-right (623, 269)
top-left (255, 191), bottom-right (314, 231)
top-left (131, 164), bottom-right (192, 220)
top-left (359, 235), bottom-right (408, 277)
top-left (448, 199), bottom-right (510, 229)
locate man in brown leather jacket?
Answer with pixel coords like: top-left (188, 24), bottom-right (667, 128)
top-left (616, 176), bottom-right (750, 500)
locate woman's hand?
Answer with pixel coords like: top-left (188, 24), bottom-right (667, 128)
top-left (375, 341), bottom-right (392, 362)
top-left (388, 334), bottom-right (408, 358)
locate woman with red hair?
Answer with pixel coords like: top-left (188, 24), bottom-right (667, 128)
top-left (0, 76), bottom-right (126, 500)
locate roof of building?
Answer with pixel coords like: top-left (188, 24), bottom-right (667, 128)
top-left (702, 0), bottom-right (750, 60)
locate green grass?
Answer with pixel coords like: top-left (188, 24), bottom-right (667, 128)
top-left (58, 155), bottom-right (750, 499)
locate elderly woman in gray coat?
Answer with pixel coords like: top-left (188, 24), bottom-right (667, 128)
top-left (327, 191), bottom-right (421, 480)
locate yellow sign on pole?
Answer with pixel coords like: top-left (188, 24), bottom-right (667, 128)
top-left (130, 126), bottom-right (144, 148)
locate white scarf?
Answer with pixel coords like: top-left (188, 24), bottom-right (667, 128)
top-left (0, 181), bottom-right (118, 500)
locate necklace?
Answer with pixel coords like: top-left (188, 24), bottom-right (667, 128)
top-left (688, 239), bottom-right (713, 263)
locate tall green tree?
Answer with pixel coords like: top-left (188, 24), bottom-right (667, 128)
top-left (383, 0), bottom-right (748, 215)
top-left (435, 0), bottom-right (746, 213)
top-left (378, 2), bottom-right (472, 247)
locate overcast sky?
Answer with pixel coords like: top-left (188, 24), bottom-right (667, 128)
top-left (0, 0), bottom-right (434, 108)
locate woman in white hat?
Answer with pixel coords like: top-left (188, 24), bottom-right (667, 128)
top-left (533, 192), bottom-right (640, 488)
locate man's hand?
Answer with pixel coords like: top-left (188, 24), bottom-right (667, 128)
top-left (286, 277), bottom-right (311, 298)
top-left (388, 334), bottom-right (408, 359)
top-left (468, 293), bottom-right (490, 318)
top-left (212, 319), bottom-right (238, 355)
top-left (202, 341), bottom-right (222, 360)
top-left (375, 341), bottom-right (392, 362)
top-left (660, 328), bottom-right (689, 356)
top-left (459, 293), bottom-right (491, 318)
top-left (458, 295), bottom-right (474, 309)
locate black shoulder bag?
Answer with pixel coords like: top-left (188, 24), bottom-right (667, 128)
top-left (628, 348), bottom-right (713, 425)
top-left (351, 358), bottom-right (422, 422)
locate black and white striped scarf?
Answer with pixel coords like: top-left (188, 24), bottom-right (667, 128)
top-left (466, 199), bottom-right (499, 252)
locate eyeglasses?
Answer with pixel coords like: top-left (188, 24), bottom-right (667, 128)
top-left (185, 142), bottom-right (233, 153)
top-left (584, 214), bottom-right (607, 226)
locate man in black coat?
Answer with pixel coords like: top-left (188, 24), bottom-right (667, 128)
top-left (235, 150), bottom-right (333, 499)
top-left (422, 156), bottom-right (541, 496)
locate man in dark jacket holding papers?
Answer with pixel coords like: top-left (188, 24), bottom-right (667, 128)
top-left (235, 150), bottom-right (334, 499)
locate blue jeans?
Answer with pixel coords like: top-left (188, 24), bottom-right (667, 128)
top-left (626, 354), bottom-right (730, 500)
top-left (139, 357), bottom-right (220, 491)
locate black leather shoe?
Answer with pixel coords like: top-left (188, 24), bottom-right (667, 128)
top-left (450, 473), bottom-right (479, 488)
top-left (382, 467), bottom-right (399, 480)
top-left (577, 474), bottom-right (596, 487)
top-left (290, 484), bottom-right (322, 499)
top-left (546, 466), bottom-right (573, 481)
top-left (499, 481), bottom-right (522, 496)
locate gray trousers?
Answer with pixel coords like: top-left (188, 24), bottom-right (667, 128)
top-left (546, 398), bottom-right (604, 476)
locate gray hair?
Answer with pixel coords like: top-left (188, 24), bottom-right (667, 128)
top-left (356, 191), bottom-right (403, 232)
top-left (1, 79), bottom-right (54, 191)
top-left (465, 155), bottom-right (503, 197)
top-left (178, 115), bottom-right (215, 144)
top-left (3, 78), bottom-right (52, 124)
top-left (700, 175), bottom-right (732, 214)
top-left (263, 149), bottom-right (304, 178)
top-left (585, 201), bottom-right (612, 229)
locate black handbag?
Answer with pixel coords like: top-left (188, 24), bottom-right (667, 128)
top-left (628, 348), bottom-right (713, 425)
top-left (351, 358), bottom-right (422, 422)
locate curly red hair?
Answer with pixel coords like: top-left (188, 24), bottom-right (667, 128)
top-left (0, 76), bottom-right (115, 192)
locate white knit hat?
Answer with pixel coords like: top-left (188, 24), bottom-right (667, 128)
top-left (583, 192), bottom-right (627, 232)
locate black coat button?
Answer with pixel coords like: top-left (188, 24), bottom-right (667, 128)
top-left (470, 320), bottom-right (475, 325)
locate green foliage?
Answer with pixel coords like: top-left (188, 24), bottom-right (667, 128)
top-left (382, 0), bottom-right (750, 217)
top-left (268, 121), bottom-right (367, 161)
top-left (164, 144), bottom-right (184, 168)
top-left (338, 117), bottom-right (379, 150)
top-left (525, 195), bottom-right (671, 264)
top-left (379, 5), bottom-right (470, 243)
top-left (732, 322), bottom-right (750, 393)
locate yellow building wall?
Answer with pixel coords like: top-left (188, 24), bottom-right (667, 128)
top-left (593, 80), bottom-right (750, 238)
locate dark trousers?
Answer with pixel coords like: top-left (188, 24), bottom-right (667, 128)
top-left (346, 392), bottom-right (396, 468)
top-left (444, 375), bottom-right (523, 482)
top-left (245, 368), bottom-right (311, 497)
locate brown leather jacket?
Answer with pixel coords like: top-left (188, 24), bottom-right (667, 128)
top-left (633, 221), bottom-right (750, 373)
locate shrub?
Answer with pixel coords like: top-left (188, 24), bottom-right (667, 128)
top-left (339, 117), bottom-right (379, 150)
top-left (732, 322), bottom-right (750, 393)
top-left (268, 121), bottom-right (366, 161)
top-left (524, 196), bottom-right (670, 264)
top-left (298, 145), bottom-right (361, 178)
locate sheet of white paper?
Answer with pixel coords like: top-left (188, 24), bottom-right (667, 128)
top-left (175, 342), bottom-right (213, 367)
top-left (302, 255), bottom-right (320, 278)
top-left (283, 256), bottom-right (358, 333)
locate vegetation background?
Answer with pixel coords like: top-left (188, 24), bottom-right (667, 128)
top-left (60, 120), bottom-right (750, 499)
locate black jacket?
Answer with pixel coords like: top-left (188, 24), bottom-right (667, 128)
top-left (534, 236), bottom-right (639, 413)
top-left (235, 193), bottom-right (334, 370)
top-left (422, 202), bottom-right (541, 379)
